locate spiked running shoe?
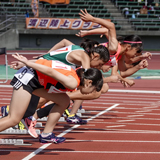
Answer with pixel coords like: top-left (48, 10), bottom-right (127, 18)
top-left (66, 114), bottom-right (87, 124)
top-left (39, 133), bottom-right (66, 144)
top-left (21, 117), bottom-right (38, 138)
top-left (18, 121), bottom-right (25, 130)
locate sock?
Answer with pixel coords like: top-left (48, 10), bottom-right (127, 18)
top-left (32, 116), bottom-right (37, 121)
top-left (68, 114), bottom-right (75, 118)
top-left (41, 132), bottom-right (52, 137)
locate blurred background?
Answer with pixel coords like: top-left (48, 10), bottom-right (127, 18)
top-left (0, 0), bottom-right (160, 50)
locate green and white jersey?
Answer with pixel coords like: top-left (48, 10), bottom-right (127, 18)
top-left (42, 45), bottom-right (84, 66)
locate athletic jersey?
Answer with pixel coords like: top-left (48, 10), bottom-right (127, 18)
top-left (35, 59), bottom-right (80, 93)
top-left (101, 42), bottom-right (122, 66)
top-left (42, 45), bottom-right (84, 66)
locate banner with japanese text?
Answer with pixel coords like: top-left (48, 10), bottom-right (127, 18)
top-left (26, 18), bottom-right (110, 30)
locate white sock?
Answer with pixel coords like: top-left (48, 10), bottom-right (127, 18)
top-left (41, 132), bottom-right (52, 137)
top-left (32, 116), bottom-right (37, 121)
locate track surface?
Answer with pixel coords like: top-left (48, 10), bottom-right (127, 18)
top-left (0, 53), bottom-right (160, 160)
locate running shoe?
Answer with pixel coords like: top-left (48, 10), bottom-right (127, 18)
top-left (18, 121), bottom-right (25, 130)
top-left (21, 117), bottom-right (38, 138)
top-left (39, 133), bottom-right (66, 144)
top-left (66, 114), bottom-right (87, 124)
top-left (79, 105), bottom-right (83, 110)
top-left (1, 105), bottom-right (9, 117)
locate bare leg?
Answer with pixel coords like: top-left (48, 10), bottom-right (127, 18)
top-left (33, 88), bottom-right (70, 133)
top-left (0, 87), bottom-right (31, 131)
top-left (69, 100), bottom-right (83, 115)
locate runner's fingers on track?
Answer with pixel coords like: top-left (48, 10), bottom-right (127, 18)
top-left (120, 80), bottom-right (128, 88)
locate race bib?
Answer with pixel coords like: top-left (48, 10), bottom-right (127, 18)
top-left (14, 66), bottom-right (35, 85)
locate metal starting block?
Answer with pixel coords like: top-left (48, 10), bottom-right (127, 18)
top-left (0, 128), bottom-right (40, 135)
top-left (0, 139), bottom-right (32, 146)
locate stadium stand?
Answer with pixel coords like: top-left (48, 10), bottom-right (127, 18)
top-left (42, 0), bottom-right (122, 30)
top-left (0, 0), bottom-right (160, 50)
top-left (113, 0), bottom-right (160, 31)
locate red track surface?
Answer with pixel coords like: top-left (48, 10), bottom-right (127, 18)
top-left (0, 52), bottom-right (160, 160)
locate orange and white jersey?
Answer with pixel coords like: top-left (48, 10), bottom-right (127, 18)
top-left (35, 59), bottom-right (80, 93)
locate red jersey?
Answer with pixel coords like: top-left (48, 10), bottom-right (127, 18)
top-left (101, 42), bottom-right (122, 66)
top-left (35, 59), bottom-right (80, 93)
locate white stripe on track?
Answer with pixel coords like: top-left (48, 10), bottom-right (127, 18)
top-left (22, 104), bottom-right (119, 160)
top-left (1, 85), bottom-right (160, 94)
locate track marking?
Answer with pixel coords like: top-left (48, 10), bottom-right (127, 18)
top-left (1, 85), bottom-right (160, 94)
top-left (22, 104), bottom-right (119, 160)
top-left (1, 150), bottom-right (160, 154)
top-left (106, 125), bottom-right (125, 128)
top-left (109, 89), bottom-right (160, 94)
top-left (117, 120), bottom-right (135, 122)
top-left (128, 115), bottom-right (144, 117)
top-left (143, 106), bottom-right (159, 109)
top-left (66, 140), bottom-right (160, 143)
top-left (93, 121), bottom-right (160, 126)
top-left (136, 110), bottom-right (152, 113)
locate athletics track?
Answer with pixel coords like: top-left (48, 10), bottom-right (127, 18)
top-left (0, 52), bottom-right (160, 160)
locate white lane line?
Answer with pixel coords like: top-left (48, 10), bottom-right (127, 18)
top-left (106, 125), bottom-right (125, 128)
top-left (0, 85), bottom-right (12, 88)
top-left (93, 97), bottom-right (160, 101)
top-left (84, 100), bottom-right (155, 105)
top-left (67, 140), bottom-right (160, 143)
top-left (111, 111), bottom-right (160, 116)
top-left (55, 130), bottom-right (160, 134)
top-left (100, 93), bottom-right (160, 98)
top-left (1, 85), bottom-right (160, 94)
top-left (109, 89), bottom-right (160, 94)
top-left (136, 110), bottom-right (152, 113)
top-left (117, 120), bottom-right (135, 122)
top-left (128, 115), bottom-right (144, 117)
top-left (50, 151), bottom-right (160, 154)
top-left (93, 121), bottom-right (160, 126)
top-left (143, 106), bottom-right (159, 109)
top-left (22, 104), bottom-right (119, 160)
top-left (1, 150), bottom-right (160, 154)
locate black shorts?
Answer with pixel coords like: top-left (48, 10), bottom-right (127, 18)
top-left (10, 70), bottom-right (43, 94)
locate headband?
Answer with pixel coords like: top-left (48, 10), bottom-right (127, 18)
top-left (123, 41), bottom-right (142, 43)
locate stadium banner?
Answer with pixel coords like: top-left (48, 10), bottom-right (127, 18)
top-left (26, 18), bottom-right (110, 30)
top-left (39, 0), bottom-right (70, 5)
